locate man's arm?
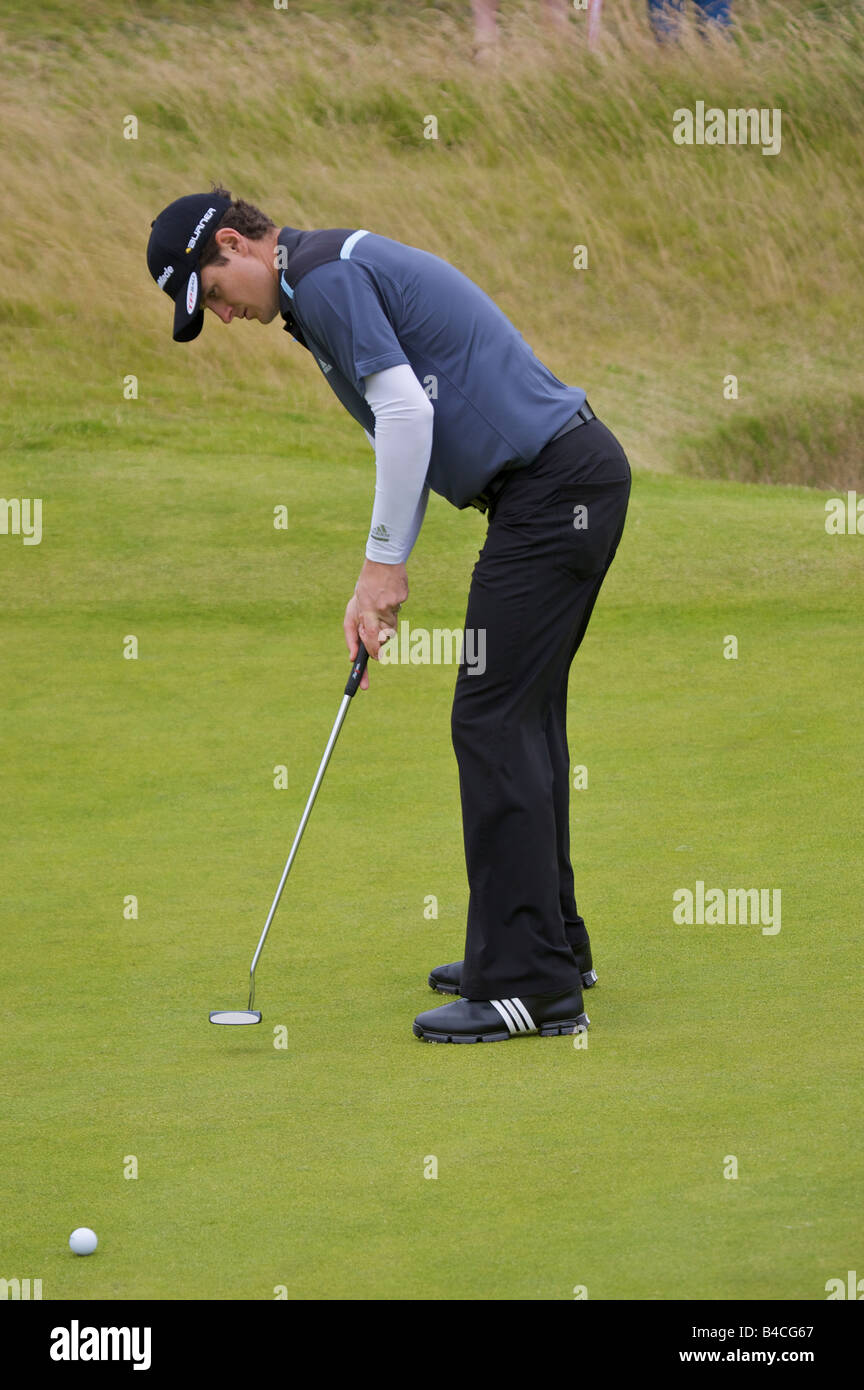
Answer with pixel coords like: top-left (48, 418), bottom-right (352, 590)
top-left (363, 364), bottom-right (433, 564)
top-left (344, 364), bottom-right (434, 681)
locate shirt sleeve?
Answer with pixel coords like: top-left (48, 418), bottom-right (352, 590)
top-left (363, 364), bottom-right (434, 564)
top-left (294, 260), bottom-right (409, 394)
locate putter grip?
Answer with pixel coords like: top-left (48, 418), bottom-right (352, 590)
top-left (345, 643), bottom-right (369, 697)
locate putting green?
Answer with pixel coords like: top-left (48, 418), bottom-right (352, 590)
top-left (1, 414), bottom-right (860, 1300)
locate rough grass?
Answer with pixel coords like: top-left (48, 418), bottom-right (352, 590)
top-left (0, 0), bottom-right (861, 485)
top-left (678, 393), bottom-right (864, 489)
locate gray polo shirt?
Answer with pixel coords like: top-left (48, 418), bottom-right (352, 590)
top-left (279, 229), bottom-right (586, 508)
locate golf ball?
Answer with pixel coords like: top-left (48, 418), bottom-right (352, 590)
top-left (69, 1227), bottom-right (98, 1256)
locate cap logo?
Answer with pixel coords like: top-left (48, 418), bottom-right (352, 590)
top-left (186, 206), bottom-right (218, 253)
top-left (186, 271), bottom-right (199, 315)
top-left (157, 264), bottom-right (173, 289)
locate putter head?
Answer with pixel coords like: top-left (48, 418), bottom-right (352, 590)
top-left (209, 1010), bottom-right (262, 1026)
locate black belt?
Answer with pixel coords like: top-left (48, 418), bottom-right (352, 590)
top-left (467, 402), bottom-right (595, 514)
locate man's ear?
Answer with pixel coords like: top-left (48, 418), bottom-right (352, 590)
top-left (214, 227), bottom-right (244, 255)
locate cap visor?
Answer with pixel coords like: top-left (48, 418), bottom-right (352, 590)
top-left (173, 268), bottom-right (204, 342)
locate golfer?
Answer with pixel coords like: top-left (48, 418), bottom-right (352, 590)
top-left (147, 188), bottom-right (631, 1044)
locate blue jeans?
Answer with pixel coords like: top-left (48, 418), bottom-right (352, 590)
top-left (648, 0), bottom-right (732, 38)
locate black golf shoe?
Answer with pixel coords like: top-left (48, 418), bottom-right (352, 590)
top-left (428, 944), bottom-right (597, 997)
top-left (413, 988), bottom-right (589, 1044)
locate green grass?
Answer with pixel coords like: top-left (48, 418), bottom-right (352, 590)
top-left (1, 403), bottom-right (862, 1299)
top-left (677, 392), bottom-right (864, 488)
top-left (1, 0), bottom-right (861, 1304)
top-left (1, 0), bottom-right (862, 486)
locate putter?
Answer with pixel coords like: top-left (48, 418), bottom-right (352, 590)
top-left (209, 643), bottom-right (369, 1026)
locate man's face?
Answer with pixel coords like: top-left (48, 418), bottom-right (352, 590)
top-left (199, 230), bottom-right (280, 326)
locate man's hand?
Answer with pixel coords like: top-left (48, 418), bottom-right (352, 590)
top-left (344, 559), bottom-right (408, 689)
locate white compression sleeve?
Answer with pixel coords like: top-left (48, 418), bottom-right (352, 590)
top-left (363, 364), bottom-right (434, 564)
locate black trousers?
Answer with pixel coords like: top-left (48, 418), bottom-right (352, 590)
top-left (452, 416), bottom-right (631, 1000)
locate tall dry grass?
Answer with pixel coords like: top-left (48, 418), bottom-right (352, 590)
top-left (0, 0), bottom-right (861, 482)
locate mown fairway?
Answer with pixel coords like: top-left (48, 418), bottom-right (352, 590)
top-left (2, 411), bottom-right (861, 1298)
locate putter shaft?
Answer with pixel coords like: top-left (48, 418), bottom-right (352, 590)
top-left (247, 646), bottom-right (368, 1010)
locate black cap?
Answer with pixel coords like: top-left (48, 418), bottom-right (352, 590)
top-left (147, 193), bottom-right (233, 342)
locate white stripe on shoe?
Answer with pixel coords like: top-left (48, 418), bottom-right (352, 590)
top-left (489, 1000), bottom-right (518, 1033)
top-left (508, 998), bottom-right (537, 1031)
top-left (489, 998), bottom-right (537, 1034)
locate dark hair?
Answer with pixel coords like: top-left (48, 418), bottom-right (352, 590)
top-left (198, 184), bottom-right (276, 268)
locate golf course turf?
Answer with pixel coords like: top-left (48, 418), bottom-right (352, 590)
top-left (1, 0), bottom-right (861, 1305)
top-left (2, 426), bottom-right (860, 1299)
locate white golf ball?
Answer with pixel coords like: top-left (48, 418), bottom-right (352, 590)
top-left (69, 1227), bottom-right (98, 1256)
